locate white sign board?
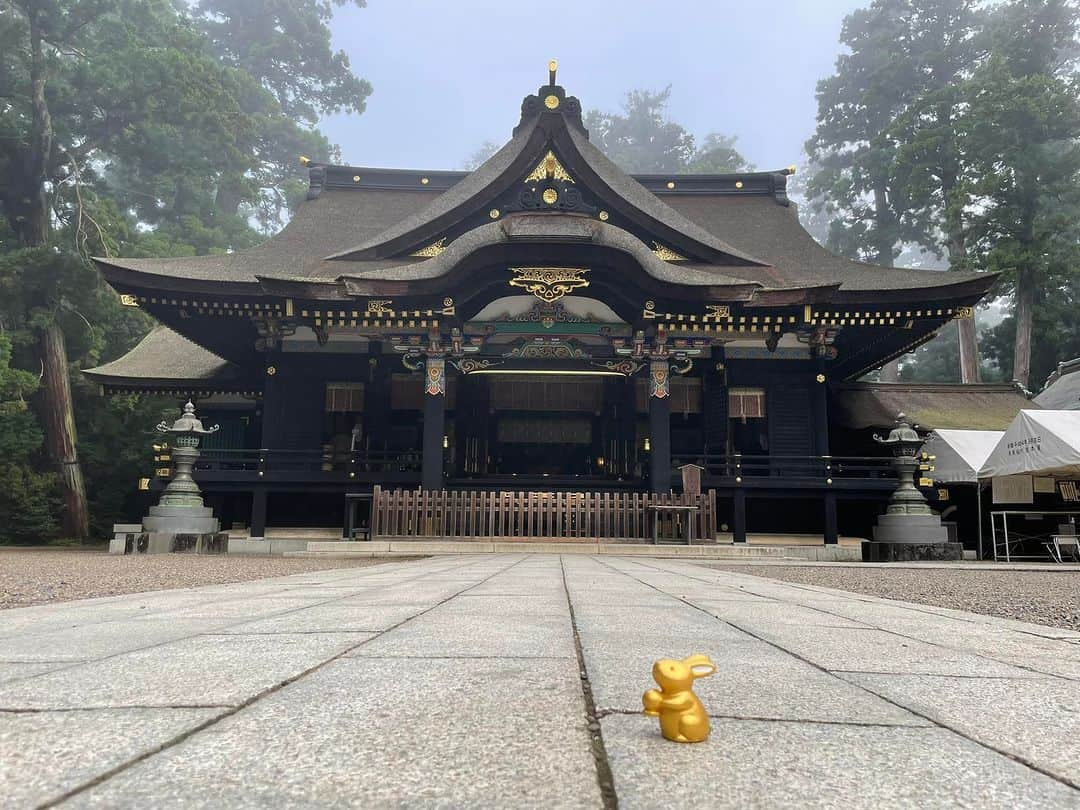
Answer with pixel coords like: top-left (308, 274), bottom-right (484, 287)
top-left (993, 474), bottom-right (1034, 504)
top-left (1034, 476), bottom-right (1057, 494)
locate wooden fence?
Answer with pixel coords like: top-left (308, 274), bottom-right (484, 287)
top-left (370, 487), bottom-right (717, 542)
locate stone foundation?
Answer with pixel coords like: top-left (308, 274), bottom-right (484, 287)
top-left (108, 526), bottom-right (228, 555)
top-left (862, 541), bottom-right (963, 562)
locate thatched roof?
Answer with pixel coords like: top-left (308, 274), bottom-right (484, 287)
top-left (835, 382), bottom-right (1036, 431)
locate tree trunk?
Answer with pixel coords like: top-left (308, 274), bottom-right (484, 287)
top-left (947, 227), bottom-right (981, 383)
top-left (941, 159), bottom-right (981, 384)
top-left (1013, 266), bottom-right (1035, 389)
top-left (20, 12), bottom-right (91, 541)
top-left (39, 321), bottom-right (90, 540)
top-left (957, 317), bottom-right (980, 383)
top-left (872, 177), bottom-right (900, 382)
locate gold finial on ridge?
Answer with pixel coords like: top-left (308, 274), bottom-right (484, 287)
top-left (299, 155), bottom-right (311, 166)
top-left (549, 59), bottom-right (558, 86)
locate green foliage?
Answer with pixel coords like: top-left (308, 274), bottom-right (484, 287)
top-left (984, 280), bottom-right (1080, 389)
top-left (0, 461), bottom-right (60, 545)
top-left (0, 0), bottom-right (368, 541)
top-left (462, 140), bottom-right (500, 171)
top-left (899, 320), bottom-right (1006, 382)
top-left (960, 2), bottom-right (1080, 303)
top-left (686, 134), bottom-right (754, 174)
top-left (808, 0), bottom-right (1080, 384)
top-left (805, 0), bottom-right (920, 263)
top-left (0, 333), bottom-right (58, 543)
top-left (585, 87), bottom-right (752, 174)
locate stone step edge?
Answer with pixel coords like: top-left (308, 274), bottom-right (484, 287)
top-left (279, 542), bottom-right (857, 559)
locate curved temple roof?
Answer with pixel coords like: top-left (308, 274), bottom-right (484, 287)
top-left (93, 77), bottom-right (995, 308)
top-left (83, 326), bottom-right (235, 390)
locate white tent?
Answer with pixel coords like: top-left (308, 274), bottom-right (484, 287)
top-left (925, 430), bottom-right (1003, 484)
top-left (978, 410), bottom-right (1080, 479)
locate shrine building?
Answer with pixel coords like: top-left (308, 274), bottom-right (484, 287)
top-left (85, 65), bottom-right (998, 543)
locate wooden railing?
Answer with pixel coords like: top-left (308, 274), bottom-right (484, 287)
top-left (371, 486), bottom-right (717, 541)
top-left (193, 448), bottom-right (422, 475)
top-left (671, 453), bottom-right (895, 482)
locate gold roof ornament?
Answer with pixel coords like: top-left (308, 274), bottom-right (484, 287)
top-left (508, 267), bottom-right (590, 302)
top-left (548, 59), bottom-right (558, 85)
top-left (411, 238), bottom-right (447, 258)
top-left (298, 155), bottom-right (311, 166)
top-left (525, 150), bottom-right (574, 184)
top-left (653, 242), bottom-right (688, 262)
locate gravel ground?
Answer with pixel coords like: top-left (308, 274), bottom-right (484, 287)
top-left (0, 548), bottom-right (419, 610)
top-left (707, 564), bottom-right (1080, 632)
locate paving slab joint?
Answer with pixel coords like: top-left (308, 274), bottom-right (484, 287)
top-left (560, 557), bottom-right (619, 809)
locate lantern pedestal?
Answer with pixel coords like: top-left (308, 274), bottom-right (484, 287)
top-left (142, 505), bottom-right (220, 535)
top-left (137, 402), bottom-right (222, 551)
top-left (866, 415), bottom-right (960, 561)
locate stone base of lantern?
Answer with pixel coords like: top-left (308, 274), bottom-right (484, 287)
top-left (116, 530), bottom-right (228, 555)
top-left (863, 540), bottom-right (963, 562)
top-left (143, 504), bottom-right (220, 535)
top-left (865, 512), bottom-right (960, 560)
top-left (871, 512), bottom-right (951, 545)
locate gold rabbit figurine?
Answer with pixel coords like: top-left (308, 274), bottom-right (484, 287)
top-left (642, 654), bottom-right (717, 743)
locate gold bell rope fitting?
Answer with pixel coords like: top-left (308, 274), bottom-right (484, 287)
top-left (642, 654), bottom-right (717, 743)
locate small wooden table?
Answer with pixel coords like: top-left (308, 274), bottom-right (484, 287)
top-left (648, 505), bottom-right (699, 545)
top-left (343, 492), bottom-right (374, 540)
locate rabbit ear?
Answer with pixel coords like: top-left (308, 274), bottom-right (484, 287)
top-left (683, 654), bottom-right (716, 678)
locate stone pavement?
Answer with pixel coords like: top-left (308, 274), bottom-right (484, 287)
top-left (1, 555), bottom-right (1078, 808)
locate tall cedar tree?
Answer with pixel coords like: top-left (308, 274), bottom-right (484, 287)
top-left (190, 0), bottom-right (371, 225)
top-left (960, 0), bottom-right (1080, 389)
top-left (886, 0), bottom-right (985, 381)
top-left (0, 0), bottom-right (243, 538)
top-left (806, 1), bottom-right (921, 381)
top-left (0, 0), bottom-right (368, 539)
top-left (585, 87), bottom-right (753, 174)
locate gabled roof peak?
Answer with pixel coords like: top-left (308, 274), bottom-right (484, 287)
top-left (513, 81), bottom-right (588, 139)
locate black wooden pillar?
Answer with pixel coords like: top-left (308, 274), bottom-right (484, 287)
top-left (260, 351), bottom-right (285, 447)
top-left (703, 352), bottom-right (728, 455)
top-left (824, 490), bottom-right (838, 545)
top-left (814, 356), bottom-right (838, 544)
top-left (250, 488), bottom-right (268, 538)
top-left (813, 357), bottom-right (830, 456)
top-left (732, 488), bottom-right (747, 543)
top-left (365, 343), bottom-right (392, 451)
top-left (649, 360), bottom-right (672, 493)
top-left (421, 356), bottom-right (446, 491)
top-left (617, 377), bottom-right (637, 478)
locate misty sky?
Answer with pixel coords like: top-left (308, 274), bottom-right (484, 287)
top-left (320, 0), bottom-right (866, 172)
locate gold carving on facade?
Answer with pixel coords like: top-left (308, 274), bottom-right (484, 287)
top-left (524, 150), bottom-right (575, 184)
top-left (119, 294), bottom-right (139, 307)
top-left (365, 299), bottom-right (394, 317)
top-left (954, 306), bottom-right (975, 319)
top-left (705, 304), bottom-right (731, 319)
top-left (508, 267), bottom-right (590, 303)
top-left (652, 242), bottom-right (688, 262)
top-left (411, 238), bottom-right (447, 258)
top-left (542, 188), bottom-right (558, 205)
top-left (544, 94), bottom-right (560, 109)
